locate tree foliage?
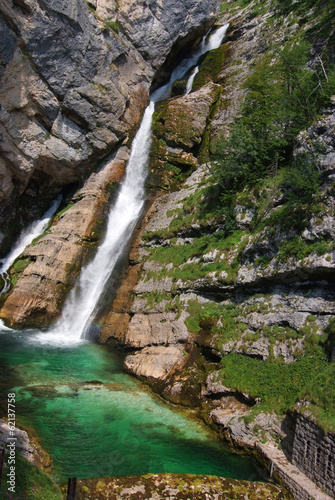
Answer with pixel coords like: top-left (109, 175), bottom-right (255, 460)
top-left (212, 40), bottom-right (335, 203)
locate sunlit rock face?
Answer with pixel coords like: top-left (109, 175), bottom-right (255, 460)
top-left (0, 0), bottom-right (219, 325)
top-left (0, 0), bottom-right (219, 247)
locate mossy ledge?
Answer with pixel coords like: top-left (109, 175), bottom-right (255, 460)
top-left (62, 473), bottom-right (291, 499)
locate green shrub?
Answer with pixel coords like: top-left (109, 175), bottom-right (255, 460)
top-left (278, 236), bottom-right (331, 262)
top-left (211, 40), bottom-right (334, 202)
top-left (219, 349), bottom-right (335, 431)
top-left (104, 20), bottom-right (119, 33)
top-left (0, 455), bottom-right (62, 499)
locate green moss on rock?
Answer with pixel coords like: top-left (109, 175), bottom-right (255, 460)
top-left (9, 258), bottom-right (32, 286)
top-left (193, 44), bottom-right (228, 91)
top-left (69, 472), bottom-right (291, 499)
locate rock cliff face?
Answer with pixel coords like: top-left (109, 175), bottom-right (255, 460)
top-left (0, 0), bottom-right (219, 325)
top-left (100, 1), bottom-right (287, 376)
top-left (102, 0), bottom-right (335, 378)
top-left (0, 0), bottom-right (219, 252)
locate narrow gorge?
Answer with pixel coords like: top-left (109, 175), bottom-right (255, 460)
top-left (0, 0), bottom-right (335, 499)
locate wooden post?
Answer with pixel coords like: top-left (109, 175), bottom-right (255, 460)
top-left (0, 449), bottom-right (5, 488)
top-left (67, 477), bottom-right (77, 500)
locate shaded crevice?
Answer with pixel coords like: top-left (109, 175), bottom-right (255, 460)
top-left (205, 390), bottom-right (257, 407)
top-left (195, 343), bottom-right (222, 363)
top-left (151, 19), bottom-right (217, 91)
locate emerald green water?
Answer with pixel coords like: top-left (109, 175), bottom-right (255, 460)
top-left (0, 329), bottom-right (264, 483)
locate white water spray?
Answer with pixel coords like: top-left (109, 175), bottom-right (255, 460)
top-left (38, 23), bottom-right (229, 344)
top-left (185, 66), bottom-right (199, 95)
top-left (184, 23), bottom-right (229, 96)
top-left (0, 195), bottom-right (62, 295)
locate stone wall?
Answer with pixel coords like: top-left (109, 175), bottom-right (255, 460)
top-left (292, 414), bottom-right (335, 498)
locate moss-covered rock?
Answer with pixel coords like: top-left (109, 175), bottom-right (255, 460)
top-left (148, 83), bottom-right (222, 192)
top-left (67, 473), bottom-right (291, 499)
top-left (153, 82), bottom-right (221, 151)
top-left (193, 44), bottom-right (228, 90)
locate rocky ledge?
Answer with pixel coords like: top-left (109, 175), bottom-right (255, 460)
top-left (62, 473), bottom-right (291, 499)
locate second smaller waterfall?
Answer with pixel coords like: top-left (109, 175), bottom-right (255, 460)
top-left (0, 196), bottom-right (62, 295)
top-left (185, 67), bottom-right (199, 95)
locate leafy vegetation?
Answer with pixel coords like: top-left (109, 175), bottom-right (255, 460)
top-left (185, 300), bottom-right (249, 345)
top-left (0, 455), bottom-right (62, 499)
top-left (219, 347), bottom-right (335, 432)
top-left (103, 20), bottom-right (119, 33)
top-left (212, 40), bottom-right (335, 204)
top-left (278, 236), bottom-right (333, 262)
top-left (9, 258), bottom-right (32, 286)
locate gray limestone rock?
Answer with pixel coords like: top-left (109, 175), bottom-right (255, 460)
top-left (124, 313), bottom-right (189, 348)
top-left (117, 0), bottom-right (220, 70)
top-left (0, 0), bottom-right (219, 250)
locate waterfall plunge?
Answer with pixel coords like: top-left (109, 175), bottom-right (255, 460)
top-left (185, 67), bottom-right (199, 95)
top-left (47, 102), bottom-right (156, 343)
top-left (39, 23), bottom-right (229, 344)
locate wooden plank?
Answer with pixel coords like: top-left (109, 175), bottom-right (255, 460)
top-left (67, 477), bottom-right (77, 500)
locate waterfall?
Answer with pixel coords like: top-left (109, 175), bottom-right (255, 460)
top-left (153, 23), bottom-right (229, 102)
top-left (47, 102), bottom-right (156, 342)
top-left (37, 23), bottom-right (229, 344)
top-left (205, 24), bottom-right (230, 52)
top-left (185, 66), bottom-right (199, 95)
top-left (0, 195), bottom-right (62, 295)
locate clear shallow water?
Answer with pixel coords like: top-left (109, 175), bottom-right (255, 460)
top-left (0, 329), bottom-right (264, 483)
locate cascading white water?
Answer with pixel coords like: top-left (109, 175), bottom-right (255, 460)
top-left (39, 23), bottom-right (229, 344)
top-left (205, 23), bottom-right (230, 52)
top-left (184, 23), bottom-right (229, 96)
top-left (47, 102), bottom-right (155, 342)
top-left (153, 23), bottom-right (229, 102)
top-left (0, 195), bottom-right (62, 295)
top-left (185, 66), bottom-right (199, 95)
